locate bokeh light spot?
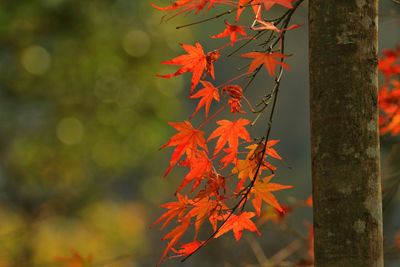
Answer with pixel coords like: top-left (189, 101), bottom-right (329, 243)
top-left (122, 30), bottom-right (151, 58)
top-left (21, 45), bottom-right (51, 75)
top-left (57, 117), bottom-right (85, 145)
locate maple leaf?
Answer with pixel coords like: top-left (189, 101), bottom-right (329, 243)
top-left (260, 0), bottom-right (294, 10)
top-left (236, 0), bottom-right (293, 21)
top-left (258, 205), bottom-right (292, 225)
top-left (211, 21), bottom-right (247, 46)
top-left (251, 175), bottom-right (292, 216)
top-left (158, 42), bottom-right (220, 92)
top-left (151, 0), bottom-right (191, 11)
top-left (190, 80), bottom-right (220, 118)
top-left (161, 121), bottom-right (207, 176)
top-left (219, 147), bottom-right (238, 168)
top-left (241, 51), bottom-right (289, 76)
top-left (152, 0), bottom-right (232, 16)
top-left (379, 80), bottom-right (400, 135)
top-left (153, 193), bottom-right (193, 229)
top-left (214, 212), bottom-right (260, 240)
top-left (232, 141), bottom-right (282, 189)
top-left (378, 47), bottom-right (400, 79)
top-left (177, 150), bottom-right (212, 192)
top-left (208, 118), bottom-right (251, 156)
top-left (159, 220), bottom-right (190, 265)
top-left (172, 240), bottom-right (204, 257)
top-left (222, 84), bottom-right (243, 99)
top-left (186, 197), bottom-right (226, 237)
top-left (197, 171), bottom-right (227, 198)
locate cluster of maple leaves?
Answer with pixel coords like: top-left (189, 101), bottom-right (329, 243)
top-left (152, 0), bottom-right (299, 265)
top-left (379, 46), bottom-right (400, 135)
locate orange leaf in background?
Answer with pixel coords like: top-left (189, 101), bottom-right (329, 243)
top-left (172, 240), bottom-right (204, 257)
top-left (208, 118), bottom-right (251, 156)
top-left (177, 150), bottom-right (212, 192)
top-left (190, 80), bottom-right (220, 118)
top-left (161, 121), bottom-right (207, 176)
top-left (158, 42), bottom-right (220, 92)
top-left (305, 195), bottom-right (313, 207)
top-left (159, 220), bottom-right (190, 265)
top-left (378, 47), bottom-right (400, 78)
top-left (258, 205), bottom-right (292, 225)
top-left (379, 80), bottom-right (400, 135)
top-left (251, 175), bottom-right (292, 216)
top-left (214, 212), bottom-right (260, 240)
top-left (153, 193), bottom-right (192, 229)
top-left (211, 21), bottom-right (247, 46)
top-left (54, 250), bottom-right (93, 267)
top-left (241, 51), bottom-right (289, 76)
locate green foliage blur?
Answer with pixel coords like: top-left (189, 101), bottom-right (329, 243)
top-left (0, 1), bottom-right (193, 266)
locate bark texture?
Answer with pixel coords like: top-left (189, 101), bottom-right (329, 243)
top-left (309, 1), bottom-right (383, 267)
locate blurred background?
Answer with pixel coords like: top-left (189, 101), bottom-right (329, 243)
top-left (0, 0), bottom-right (399, 266)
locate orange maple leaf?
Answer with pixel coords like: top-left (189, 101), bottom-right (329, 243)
top-left (208, 118), bottom-right (251, 156)
top-left (153, 193), bottom-right (192, 229)
top-left (211, 21), bottom-right (247, 46)
top-left (161, 121), bottom-right (207, 176)
top-left (379, 80), bottom-right (400, 135)
top-left (172, 240), bottom-right (204, 257)
top-left (159, 220), bottom-right (190, 265)
top-left (214, 212), bottom-right (260, 241)
top-left (186, 197), bottom-right (226, 237)
top-left (190, 80), bottom-right (220, 118)
top-left (177, 150), bottom-right (212, 192)
top-left (241, 51), bottom-right (289, 76)
top-left (151, 0), bottom-right (191, 11)
top-left (219, 147), bottom-right (238, 168)
top-left (236, 0), bottom-right (293, 21)
top-left (158, 42), bottom-right (220, 92)
top-left (232, 141), bottom-right (282, 188)
top-left (152, 0), bottom-right (232, 15)
top-left (251, 175), bottom-right (292, 216)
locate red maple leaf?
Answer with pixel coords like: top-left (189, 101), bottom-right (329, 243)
top-left (241, 51), bottom-right (289, 76)
top-left (161, 121), bottom-right (207, 176)
top-left (177, 150), bottom-right (212, 192)
top-left (152, 0), bottom-right (233, 15)
top-left (378, 47), bottom-right (400, 79)
top-left (186, 197), bottom-right (225, 237)
top-left (158, 42), bottom-right (220, 92)
top-left (211, 21), bottom-right (247, 46)
top-left (172, 240), bottom-right (204, 257)
top-left (236, 0), bottom-right (293, 21)
top-left (232, 141), bottom-right (282, 190)
top-left (159, 220), bottom-right (190, 265)
top-left (190, 80), bottom-right (220, 118)
top-left (251, 175), bottom-right (293, 216)
top-left (208, 118), bottom-right (251, 156)
top-left (153, 193), bottom-right (192, 229)
top-left (214, 212), bottom-right (260, 240)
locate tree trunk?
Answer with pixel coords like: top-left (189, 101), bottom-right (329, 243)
top-left (309, 1), bottom-right (383, 267)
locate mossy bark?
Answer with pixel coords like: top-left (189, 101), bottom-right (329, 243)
top-left (309, 1), bottom-right (383, 266)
